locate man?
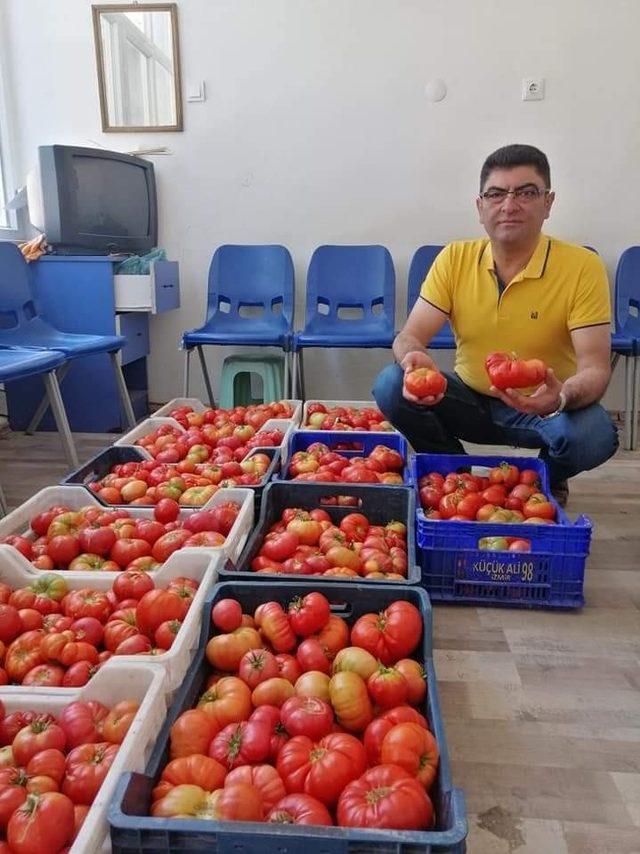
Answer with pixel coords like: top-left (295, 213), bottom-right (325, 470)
top-left (373, 144), bottom-right (618, 505)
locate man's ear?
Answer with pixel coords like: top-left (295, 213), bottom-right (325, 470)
top-left (544, 191), bottom-right (555, 220)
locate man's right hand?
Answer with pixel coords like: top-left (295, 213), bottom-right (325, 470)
top-left (400, 351), bottom-right (446, 406)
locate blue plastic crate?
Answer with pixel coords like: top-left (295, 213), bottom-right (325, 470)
top-left (108, 580), bottom-right (466, 853)
top-left (220, 480), bottom-right (421, 585)
top-left (411, 453), bottom-right (592, 609)
top-left (61, 444), bottom-right (280, 515)
top-left (281, 429), bottom-right (411, 484)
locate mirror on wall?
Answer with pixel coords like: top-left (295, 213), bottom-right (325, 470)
top-left (92, 3), bottom-right (182, 132)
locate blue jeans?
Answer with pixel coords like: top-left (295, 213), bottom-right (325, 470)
top-left (373, 364), bottom-right (618, 486)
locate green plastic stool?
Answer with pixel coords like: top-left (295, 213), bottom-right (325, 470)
top-left (219, 355), bottom-right (284, 408)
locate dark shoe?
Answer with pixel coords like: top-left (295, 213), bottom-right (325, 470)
top-left (550, 479), bottom-right (569, 508)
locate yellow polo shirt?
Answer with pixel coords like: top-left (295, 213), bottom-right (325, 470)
top-left (420, 235), bottom-right (611, 395)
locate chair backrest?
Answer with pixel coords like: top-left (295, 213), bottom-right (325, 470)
top-left (0, 241), bottom-right (41, 329)
top-left (407, 244), bottom-right (455, 345)
top-left (303, 245), bottom-right (395, 332)
top-left (206, 245), bottom-right (294, 329)
top-left (614, 246), bottom-right (640, 335)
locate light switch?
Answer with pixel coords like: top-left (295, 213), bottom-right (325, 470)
top-left (186, 81), bottom-right (206, 102)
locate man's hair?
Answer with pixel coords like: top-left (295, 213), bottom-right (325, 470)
top-left (480, 144), bottom-right (551, 192)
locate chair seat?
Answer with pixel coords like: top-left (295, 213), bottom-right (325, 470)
top-left (3, 329), bottom-right (125, 358)
top-left (294, 330), bottom-right (395, 349)
top-left (0, 347), bottom-right (65, 382)
top-left (183, 326), bottom-right (290, 349)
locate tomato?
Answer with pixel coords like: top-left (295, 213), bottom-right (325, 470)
top-left (154, 498), bottom-right (181, 523)
top-left (26, 750), bottom-right (66, 786)
top-left (12, 719), bottom-right (66, 769)
top-left (77, 526), bottom-right (117, 556)
top-left (211, 598), bottom-right (242, 632)
top-left (328, 672), bottom-right (373, 733)
top-left (206, 626), bottom-right (262, 672)
top-left (519, 468), bottom-right (541, 488)
top-left (0, 535), bottom-right (33, 560)
top-left (277, 732), bottom-right (367, 807)
top-left (287, 592), bottom-right (330, 637)
top-left (350, 601), bottom-right (422, 665)
top-left (58, 701), bottom-right (109, 749)
top-left (114, 633), bottom-right (152, 655)
top-left (69, 617), bottom-right (104, 646)
top-left (238, 648), bottom-right (279, 689)
top-left (404, 367), bottom-right (447, 399)
top-left (225, 764), bottom-right (285, 813)
top-left (62, 742), bottom-right (118, 804)
top-left (30, 506), bottom-right (70, 538)
top-left (314, 615), bottom-right (349, 659)
top-left (152, 755), bottom-right (226, 801)
top-left (62, 589), bottom-right (112, 624)
top-left (0, 768), bottom-right (28, 828)
top-left (455, 492), bottom-right (486, 520)
top-left (367, 664), bottom-right (409, 709)
top-left (4, 632), bottom-right (44, 683)
top-left (46, 535), bottom-right (80, 566)
top-left (275, 654), bottom-right (303, 684)
top-left (209, 719), bottom-right (272, 769)
top-left (485, 351), bottom-right (547, 390)
top-left (523, 492), bottom-right (556, 520)
top-left (7, 792), bottom-right (75, 854)
top-left (380, 722), bottom-right (439, 790)
top-left (267, 792), bottom-right (333, 825)
top-left (170, 709), bottom-right (219, 759)
top-left (103, 608), bottom-right (138, 652)
top-left (257, 602), bottom-right (296, 652)
top-left (198, 676), bottom-right (253, 727)
top-left (152, 781), bottom-right (263, 821)
top-left (489, 462), bottom-right (520, 489)
top-left (332, 646), bottom-right (378, 680)
top-left (136, 589), bottom-right (188, 638)
top-left (280, 697), bottom-right (334, 741)
top-left (11, 574), bottom-right (68, 613)
top-left (22, 664), bottom-right (65, 687)
top-left (395, 659), bottom-right (426, 704)
top-left (294, 671), bottom-right (331, 701)
top-left (0, 605), bottom-right (23, 643)
top-left (154, 619), bottom-right (182, 650)
top-left (337, 764), bottom-right (434, 830)
top-left (251, 678), bottom-right (295, 709)
top-left (296, 638), bottom-right (331, 674)
top-left (260, 532), bottom-right (299, 562)
top-left (102, 700), bottom-right (139, 744)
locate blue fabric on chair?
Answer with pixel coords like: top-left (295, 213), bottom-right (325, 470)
top-left (407, 245), bottom-right (455, 350)
top-left (0, 242), bottom-right (125, 356)
top-left (293, 245), bottom-right (395, 349)
top-left (182, 245), bottom-right (294, 349)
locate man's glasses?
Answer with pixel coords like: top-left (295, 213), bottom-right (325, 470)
top-left (479, 184), bottom-right (550, 205)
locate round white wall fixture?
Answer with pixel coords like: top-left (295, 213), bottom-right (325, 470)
top-left (424, 78), bottom-right (447, 102)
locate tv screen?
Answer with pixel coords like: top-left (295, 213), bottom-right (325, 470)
top-left (37, 145), bottom-right (158, 255)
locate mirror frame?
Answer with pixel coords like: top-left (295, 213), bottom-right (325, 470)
top-left (92, 2), bottom-right (183, 132)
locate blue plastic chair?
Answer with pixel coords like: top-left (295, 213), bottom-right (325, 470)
top-left (291, 245), bottom-right (395, 398)
top-left (611, 247), bottom-right (640, 449)
top-left (0, 346), bottom-right (78, 474)
top-left (407, 245), bottom-right (455, 349)
top-left (181, 245), bottom-right (295, 404)
top-left (0, 242), bottom-right (135, 432)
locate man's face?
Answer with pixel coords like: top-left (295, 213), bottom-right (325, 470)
top-left (476, 165), bottom-right (555, 247)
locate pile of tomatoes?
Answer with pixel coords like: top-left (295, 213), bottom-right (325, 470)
top-left (0, 695), bottom-right (138, 853)
top-left (303, 403), bottom-right (393, 432)
top-left (151, 592), bottom-right (437, 831)
top-left (286, 442), bottom-right (405, 485)
top-left (0, 570), bottom-right (200, 686)
top-left (0, 501), bottom-right (241, 573)
top-left (418, 461), bottom-right (557, 525)
top-left (167, 401), bottom-right (295, 432)
top-left (249, 509), bottom-right (409, 580)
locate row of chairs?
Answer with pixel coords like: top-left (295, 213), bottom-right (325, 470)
top-left (0, 242), bottom-right (136, 473)
top-left (181, 244), bottom-right (639, 449)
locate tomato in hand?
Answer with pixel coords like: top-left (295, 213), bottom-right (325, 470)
top-left (485, 351), bottom-right (547, 390)
top-left (404, 368), bottom-right (447, 399)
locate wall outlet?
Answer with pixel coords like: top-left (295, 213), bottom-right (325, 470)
top-left (522, 77), bottom-right (545, 101)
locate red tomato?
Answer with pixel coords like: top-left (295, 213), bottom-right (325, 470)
top-left (350, 601), bottom-right (422, 665)
top-left (7, 791), bottom-right (75, 854)
top-left (280, 696), bottom-right (334, 740)
top-left (154, 498), bottom-right (180, 523)
top-left (206, 627), bottom-right (262, 672)
top-left (47, 535), bottom-right (81, 566)
top-left (394, 659), bottom-right (427, 704)
top-left (367, 664), bottom-right (409, 709)
top-left (523, 492), bottom-right (556, 520)
top-left (404, 368), bottom-right (447, 399)
top-left (152, 755), bottom-right (226, 801)
top-left (136, 589), bottom-right (188, 638)
top-left (27, 749), bottom-right (66, 786)
top-left (277, 732), bottom-right (367, 807)
top-left (296, 637), bottom-right (332, 674)
top-left (238, 648), bottom-right (279, 689)
top-left (249, 706), bottom-right (289, 760)
top-left (275, 653), bottom-right (303, 684)
top-left (225, 764), bottom-right (286, 814)
top-left (77, 526), bottom-right (117, 556)
top-left (113, 570), bottom-right (155, 602)
top-left (488, 462), bottom-right (520, 489)
top-left (380, 722), bottom-right (439, 789)
top-left (22, 664), bottom-right (65, 688)
top-left (169, 709), bottom-right (219, 759)
top-left (337, 764), bottom-right (434, 830)
top-left (209, 719), bottom-right (272, 769)
top-left (12, 720), bottom-right (67, 767)
top-left (58, 701), bottom-right (109, 748)
top-left (102, 700), bottom-right (139, 744)
top-left (62, 742), bottom-right (119, 804)
top-left (288, 592), bottom-right (330, 637)
top-left (267, 792), bottom-right (333, 825)
top-left (110, 538), bottom-right (152, 568)
top-left (257, 602), bottom-right (297, 653)
top-left (0, 605), bottom-right (22, 643)
top-left (485, 351), bottom-right (547, 390)
top-left (30, 506), bottom-right (70, 538)
top-left (4, 632), bottom-right (45, 683)
top-left (211, 598), bottom-right (243, 632)
top-left (62, 590), bottom-right (112, 624)
top-left (150, 530), bottom-right (192, 563)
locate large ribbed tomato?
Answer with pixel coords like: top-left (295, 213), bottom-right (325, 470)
top-left (277, 733), bottom-right (367, 807)
top-left (349, 601), bottom-right (422, 665)
top-left (337, 764), bottom-right (434, 830)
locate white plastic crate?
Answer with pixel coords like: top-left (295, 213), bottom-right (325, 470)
top-left (0, 484), bottom-right (254, 577)
top-left (0, 662), bottom-right (167, 854)
top-left (0, 548), bottom-right (222, 695)
top-left (300, 399), bottom-right (399, 431)
top-left (153, 397), bottom-right (303, 424)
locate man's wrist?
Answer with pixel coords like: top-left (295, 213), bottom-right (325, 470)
top-left (544, 390), bottom-right (567, 418)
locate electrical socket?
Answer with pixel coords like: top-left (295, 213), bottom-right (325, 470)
top-left (522, 77), bottom-right (545, 101)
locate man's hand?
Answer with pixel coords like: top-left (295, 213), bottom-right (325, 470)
top-left (490, 368), bottom-right (564, 416)
top-left (400, 351), bottom-right (446, 407)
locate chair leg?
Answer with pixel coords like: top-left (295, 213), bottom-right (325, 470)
top-left (283, 351), bottom-right (290, 399)
top-left (297, 349), bottom-right (306, 400)
top-left (0, 482), bottom-right (8, 518)
top-left (197, 346), bottom-right (215, 407)
top-left (25, 363), bottom-right (72, 435)
top-left (630, 356), bottom-right (638, 451)
top-left (183, 349), bottom-right (192, 397)
top-left (110, 353), bottom-right (136, 430)
top-left (43, 371), bottom-right (79, 469)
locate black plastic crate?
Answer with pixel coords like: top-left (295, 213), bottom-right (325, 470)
top-left (61, 444), bottom-right (280, 515)
top-left (220, 480), bottom-right (420, 584)
top-left (108, 580), bottom-right (466, 853)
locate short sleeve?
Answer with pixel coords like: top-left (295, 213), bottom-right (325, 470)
top-left (568, 252), bottom-right (612, 331)
top-left (419, 244), bottom-right (454, 315)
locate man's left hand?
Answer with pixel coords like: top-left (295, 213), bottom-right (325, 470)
top-left (490, 368), bottom-right (564, 416)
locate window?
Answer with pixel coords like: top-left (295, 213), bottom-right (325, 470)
top-left (0, 11), bottom-right (19, 236)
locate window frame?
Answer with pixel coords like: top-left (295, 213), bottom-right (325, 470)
top-left (0, 14), bottom-right (21, 240)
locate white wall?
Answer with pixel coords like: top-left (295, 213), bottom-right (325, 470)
top-left (2, 0), bottom-right (638, 408)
